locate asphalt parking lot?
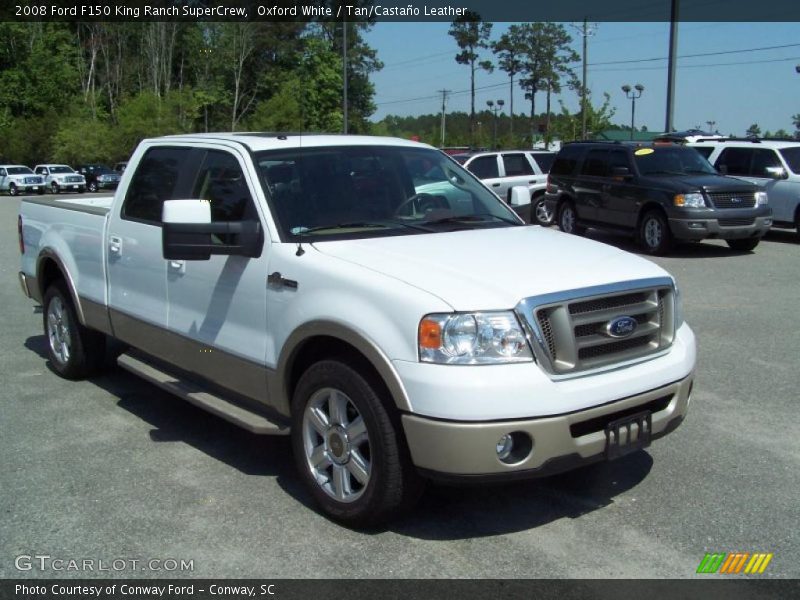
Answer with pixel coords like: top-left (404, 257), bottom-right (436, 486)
top-left (1, 193), bottom-right (798, 579)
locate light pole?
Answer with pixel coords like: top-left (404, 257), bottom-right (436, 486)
top-left (706, 120), bottom-right (716, 134)
top-left (486, 99), bottom-right (504, 149)
top-left (621, 84), bottom-right (644, 141)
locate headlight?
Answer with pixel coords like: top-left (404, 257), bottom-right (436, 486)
top-left (418, 311), bottom-right (533, 364)
top-left (755, 191), bottom-right (768, 205)
top-left (674, 193), bottom-right (705, 208)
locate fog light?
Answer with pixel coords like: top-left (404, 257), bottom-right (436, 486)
top-left (496, 434), bottom-right (513, 460)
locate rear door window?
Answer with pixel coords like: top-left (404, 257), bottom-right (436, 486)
top-left (531, 153), bottom-right (555, 173)
top-left (502, 153), bottom-right (534, 176)
top-left (716, 148), bottom-right (753, 176)
top-left (750, 149), bottom-right (782, 177)
top-left (466, 155), bottom-right (500, 179)
top-left (122, 147), bottom-right (193, 224)
top-left (580, 149), bottom-right (609, 177)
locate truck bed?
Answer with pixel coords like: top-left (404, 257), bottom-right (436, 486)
top-left (20, 195), bottom-right (113, 310)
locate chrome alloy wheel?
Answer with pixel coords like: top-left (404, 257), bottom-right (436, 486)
top-left (644, 217), bottom-right (663, 249)
top-left (302, 387), bottom-right (371, 503)
top-left (560, 204), bottom-right (576, 232)
top-left (47, 296), bottom-right (71, 366)
top-left (534, 197), bottom-right (552, 225)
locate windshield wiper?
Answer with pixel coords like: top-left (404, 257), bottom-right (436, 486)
top-left (643, 170), bottom-right (686, 176)
top-left (425, 213), bottom-right (521, 227)
top-left (293, 220), bottom-right (433, 235)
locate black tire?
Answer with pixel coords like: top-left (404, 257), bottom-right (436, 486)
top-left (37, 188), bottom-right (45, 195)
top-left (8, 183), bottom-right (18, 196)
top-left (532, 194), bottom-right (554, 226)
top-left (558, 200), bottom-right (585, 235)
top-left (42, 281), bottom-right (106, 379)
top-left (291, 360), bottom-right (423, 527)
top-left (638, 210), bottom-right (673, 255)
top-left (78, 186), bottom-right (86, 194)
top-left (51, 182), bottom-right (60, 194)
top-left (726, 237), bottom-right (760, 252)
top-left (88, 181), bottom-right (98, 193)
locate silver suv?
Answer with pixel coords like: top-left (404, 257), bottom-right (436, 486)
top-left (456, 150), bottom-right (555, 225)
top-left (689, 138), bottom-right (800, 237)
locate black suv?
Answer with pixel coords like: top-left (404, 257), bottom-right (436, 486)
top-left (543, 142), bottom-right (772, 254)
top-left (75, 164), bottom-right (121, 193)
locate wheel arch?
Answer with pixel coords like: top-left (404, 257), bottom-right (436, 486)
top-left (275, 321), bottom-right (412, 419)
top-left (637, 201), bottom-right (669, 227)
top-left (36, 250), bottom-right (86, 325)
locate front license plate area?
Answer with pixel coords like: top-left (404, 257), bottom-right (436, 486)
top-left (605, 411), bottom-right (652, 460)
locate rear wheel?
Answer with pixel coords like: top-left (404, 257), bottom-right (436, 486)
top-left (291, 360), bottom-right (422, 527)
top-left (558, 201), bottom-right (585, 235)
top-left (726, 237), bottom-right (760, 252)
top-left (533, 195), bottom-right (553, 226)
top-left (43, 281), bottom-right (105, 379)
top-left (639, 210), bottom-right (673, 255)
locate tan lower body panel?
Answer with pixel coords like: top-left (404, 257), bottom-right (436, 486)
top-left (402, 373), bottom-right (693, 476)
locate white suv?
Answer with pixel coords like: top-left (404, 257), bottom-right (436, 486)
top-left (458, 151), bottom-right (555, 225)
top-left (689, 139), bottom-right (800, 236)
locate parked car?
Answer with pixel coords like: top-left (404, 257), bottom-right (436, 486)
top-left (688, 138), bottom-right (800, 237)
top-left (544, 141), bottom-right (771, 254)
top-left (33, 164), bottom-right (86, 194)
top-left (19, 133), bottom-right (696, 526)
top-left (113, 161), bottom-right (128, 174)
top-left (0, 165), bottom-right (45, 196)
top-left (461, 150), bottom-right (555, 224)
top-left (75, 164), bottom-right (122, 193)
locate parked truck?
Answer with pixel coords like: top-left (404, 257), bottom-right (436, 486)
top-left (18, 133), bottom-right (696, 525)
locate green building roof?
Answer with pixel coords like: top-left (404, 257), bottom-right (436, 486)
top-left (594, 130), bottom-right (664, 142)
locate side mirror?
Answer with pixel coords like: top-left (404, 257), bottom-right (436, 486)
top-left (509, 186), bottom-right (531, 207)
top-left (765, 166), bottom-right (788, 180)
top-left (162, 199), bottom-right (262, 261)
top-left (611, 166), bottom-right (632, 179)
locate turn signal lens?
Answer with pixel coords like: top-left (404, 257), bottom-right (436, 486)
top-left (418, 318), bottom-right (442, 349)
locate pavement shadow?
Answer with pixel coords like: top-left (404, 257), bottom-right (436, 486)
top-left (389, 450), bottom-right (653, 540)
top-left (762, 229), bottom-right (798, 245)
top-left (24, 335), bottom-right (292, 478)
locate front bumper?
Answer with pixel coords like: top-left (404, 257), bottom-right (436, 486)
top-left (402, 373), bottom-right (693, 480)
top-left (97, 181), bottom-right (119, 189)
top-left (668, 205), bottom-right (772, 240)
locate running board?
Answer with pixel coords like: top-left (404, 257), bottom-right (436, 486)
top-left (117, 353), bottom-right (289, 435)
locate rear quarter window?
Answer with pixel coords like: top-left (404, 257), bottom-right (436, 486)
top-left (550, 146), bottom-right (583, 176)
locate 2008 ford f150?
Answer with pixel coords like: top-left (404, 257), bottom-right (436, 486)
top-left (18, 133), bottom-right (696, 526)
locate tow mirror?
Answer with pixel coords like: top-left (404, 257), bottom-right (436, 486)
top-left (765, 166), bottom-right (788, 180)
top-left (611, 166), bottom-right (632, 180)
top-left (162, 199), bottom-right (262, 261)
top-left (509, 186), bottom-right (530, 207)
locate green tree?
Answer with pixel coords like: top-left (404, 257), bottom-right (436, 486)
top-left (551, 92), bottom-right (616, 142)
top-left (491, 28), bottom-right (524, 144)
top-left (746, 123), bottom-right (761, 138)
top-left (449, 12), bottom-right (493, 145)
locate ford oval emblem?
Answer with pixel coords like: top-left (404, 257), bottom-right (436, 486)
top-left (605, 316), bottom-right (638, 339)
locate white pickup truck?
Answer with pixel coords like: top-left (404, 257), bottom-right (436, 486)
top-left (18, 133), bottom-right (696, 526)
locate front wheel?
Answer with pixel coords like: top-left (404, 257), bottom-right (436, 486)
top-left (639, 210), bottom-right (673, 255)
top-left (88, 181), bottom-right (98, 193)
top-left (43, 282), bottom-right (105, 379)
top-left (726, 237), bottom-right (760, 252)
top-left (533, 195), bottom-right (554, 226)
top-left (8, 183), bottom-right (18, 196)
top-left (291, 360), bottom-right (422, 526)
top-left (51, 182), bottom-right (60, 194)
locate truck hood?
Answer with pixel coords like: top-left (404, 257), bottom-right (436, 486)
top-left (314, 226), bottom-right (671, 310)
top-left (639, 173), bottom-right (761, 193)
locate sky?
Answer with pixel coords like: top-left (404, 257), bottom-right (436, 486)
top-left (363, 21), bottom-right (800, 136)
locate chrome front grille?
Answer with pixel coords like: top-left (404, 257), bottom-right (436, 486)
top-left (517, 278), bottom-right (676, 377)
top-left (66, 175), bottom-right (83, 183)
top-left (707, 192), bottom-right (756, 209)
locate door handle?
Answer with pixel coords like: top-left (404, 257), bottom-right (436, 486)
top-left (491, 183), bottom-right (501, 187)
top-left (108, 236), bottom-right (122, 255)
top-left (168, 260), bottom-right (186, 274)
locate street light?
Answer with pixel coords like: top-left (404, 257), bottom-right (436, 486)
top-left (706, 120), bottom-right (716, 134)
top-left (621, 84), bottom-right (644, 141)
top-left (487, 99), bottom-right (504, 149)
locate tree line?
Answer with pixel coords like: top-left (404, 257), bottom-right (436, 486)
top-left (0, 20), bottom-right (380, 165)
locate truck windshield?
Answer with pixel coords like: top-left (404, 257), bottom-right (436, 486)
top-left (255, 146), bottom-right (521, 241)
top-left (7, 167), bottom-right (33, 175)
top-left (49, 166), bottom-right (75, 174)
top-left (634, 147), bottom-right (717, 176)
